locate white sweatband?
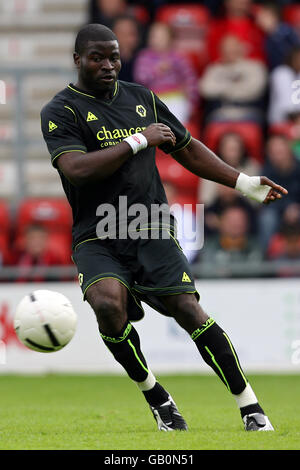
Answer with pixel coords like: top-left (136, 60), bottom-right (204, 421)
top-left (123, 133), bottom-right (148, 155)
top-left (235, 172), bottom-right (271, 203)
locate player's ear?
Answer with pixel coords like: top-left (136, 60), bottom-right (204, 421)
top-left (73, 52), bottom-right (80, 69)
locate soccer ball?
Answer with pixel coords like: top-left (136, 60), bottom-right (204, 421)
top-left (14, 290), bottom-right (77, 353)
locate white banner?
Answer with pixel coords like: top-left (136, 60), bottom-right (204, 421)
top-left (0, 279), bottom-right (300, 373)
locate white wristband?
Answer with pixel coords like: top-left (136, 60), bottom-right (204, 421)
top-left (123, 133), bottom-right (148, 155)
top-left (235, 172), bottom-right (270, 203)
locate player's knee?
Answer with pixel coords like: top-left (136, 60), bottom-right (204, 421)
top-left (92, 297), bottom-right (127, 335)
top-left (168, 294), bottom-right (195, 317)
top-left (165, 294), bottom-right (208, 332)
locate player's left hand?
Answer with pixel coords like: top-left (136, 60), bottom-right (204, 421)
top-left (260, 176), bottom-right (288, 204)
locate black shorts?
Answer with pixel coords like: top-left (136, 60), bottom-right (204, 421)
top-left (72, 231), bottom-right (199, 322)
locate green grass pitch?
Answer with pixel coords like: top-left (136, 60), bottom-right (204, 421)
top-left (0, 374), bottom-right (299, 450)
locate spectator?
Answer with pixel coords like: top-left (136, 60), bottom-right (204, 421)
top-left (267, 202), bottom-right (300, 254)
top-left (268, 46), bottom-right (300, 124)
top-left (258, 134), bottom-right (300, 253)
top-left (200, 131), bottom-right (261, 206)
top-left (267, 220), bottom-right (300, 277)
top-left (89, 0), bottom-right (127, 28)
top-left (256, 2), bottom-right (300, 70)
top-left (200, 34), bottom-right (267, 123)
top-left (277, 223), bottom-right (300, 261)
top-left (203, 0), bottom-right (222, 16)
top-left (207, 0), bottom-right (265, 63)
top-left (204, 184), bottom-right (258, 237)
top-left (133, 22), bottom-right (199, 123)
top-left (0, 238), bottom-right (10, 268)
top-left (201, 206), bottom-right (262, 271)
top-left (89, 0), bottom-right (149, 28)
top-left (14, 224), bottom-right (65, 282)
top-left (112, 16), bottom-right (142, 82)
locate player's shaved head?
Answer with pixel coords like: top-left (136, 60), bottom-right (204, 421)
top-left (75, 23), bottom-right (118, 55)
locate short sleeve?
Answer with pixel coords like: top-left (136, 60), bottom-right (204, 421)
top-left (41, 102), bottom-right (87, 168)
top-left (151, 91), bottom-right (191, 155)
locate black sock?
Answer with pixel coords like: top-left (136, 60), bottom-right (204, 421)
top-left (240, 403), bottom-right (264, 418)
top-left (100, 322), bottom-right (169, 407)
top-left (191, 318), bottom-right (248, 395)
top-left (143, 382), bottom-right (169, 407)
top-left (100, 322), bottom-right (149, 382)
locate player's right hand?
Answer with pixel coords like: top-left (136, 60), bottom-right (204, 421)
top-left (142, 123), bottom-right (176, 148)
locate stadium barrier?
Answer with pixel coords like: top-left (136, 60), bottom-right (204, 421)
top-left (0, 278), bottom-right (300, 374)
top-left (1, 260), bottom-right (300, 280)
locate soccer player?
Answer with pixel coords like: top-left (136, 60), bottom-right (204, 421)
top-left (41, 24), bottom-right (287, 432)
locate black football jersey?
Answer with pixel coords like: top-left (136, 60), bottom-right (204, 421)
top-left (41, 80), bottom-right (191, 247)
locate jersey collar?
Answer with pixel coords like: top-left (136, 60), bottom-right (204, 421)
top-left (67, 81), bottom-right (119, 101)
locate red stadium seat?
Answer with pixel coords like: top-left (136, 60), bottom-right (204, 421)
top-left (156, 4), bottom-right (210, 30)
top-left (0, 201), bottom-right (11, 265)
top-left (202, 122), bottom-right (264, 162)
top-left (129, 5), bottom-right (150, 25)
top-left (283, 5), bottom-right (300, 29)
top-left (0, 233), bottom-right (10, 265)
top-left (185, 119), bottom-right (201, 141)
top-left (45, 232), bottom-right (72, 265)
top-left (14, 198), bottom-right (73, 265)
top-left (0, 201), bottom-right (10, 234)
top-left (267, 233), bottom-right (285, 260)
top-left (269, 122), bottom-right (297, 140)
top-left (156, 150), bottom-right (199, 207)
top-left (155, 4), bottom-right (211, 75)
top-left (15, 198), bottom-right (72, 234)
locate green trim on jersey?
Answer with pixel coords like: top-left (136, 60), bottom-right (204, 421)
top-left (171, 134), bottom-right (192, 155)
top-left (82, 272), bottom-right (131, 298)
top-left (67, 84), bottom-right (96, 99)
top-left (51, 144), bottom-right (87, 159)
top-left (150, 90), bottom-right (157, 123)
top-left (171, 130), bottom-right (192, 155)
top-left (81, 272), bottom-right (145, 317)
top-left (52, 149), bottom-right (86, 166)
top-left (67, 81), bottom-right (119, 100)
top-left (64, 105), bottom-right (77, 122)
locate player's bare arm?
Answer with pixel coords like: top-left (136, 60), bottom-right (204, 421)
top-left (171, 137), bottom-right (288, 204)
top-left (57, 123), bottom-right (175, 186)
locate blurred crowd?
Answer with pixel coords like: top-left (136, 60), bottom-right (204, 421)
top-left (95, 0), bottom-right (300, 274)
top-left (2, 0), bottom-right (300, 280)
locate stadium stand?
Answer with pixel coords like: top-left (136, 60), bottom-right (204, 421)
top-left (1, 0), bottom-right (300, 276)
top-left (156, 150), bottom-right (199, 207)
top-left (202, 122), bottom-right (264, 162)
top-left (13, 198), bottom-right (73, 265)
top-left (155, 4), bottom-right (211, 75)
top-left (0, 201), bottom-right (11, 266)
top-left (283, 4), bottom-right (300, 33)
top-left (0, 0), bottom-right (86, 200)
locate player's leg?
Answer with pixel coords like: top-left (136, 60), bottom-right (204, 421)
top-left (72, 239), bottom-right (184, 430)
top-left (85, 279), bottom-right (187, 431)
top-left (161, 293), bottom-right (274, 431)
top-left (134, 232), bottom-right (273, 431)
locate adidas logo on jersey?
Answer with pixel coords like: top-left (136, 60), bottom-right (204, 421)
top-left (87, 112), bottom-right (98, 122)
